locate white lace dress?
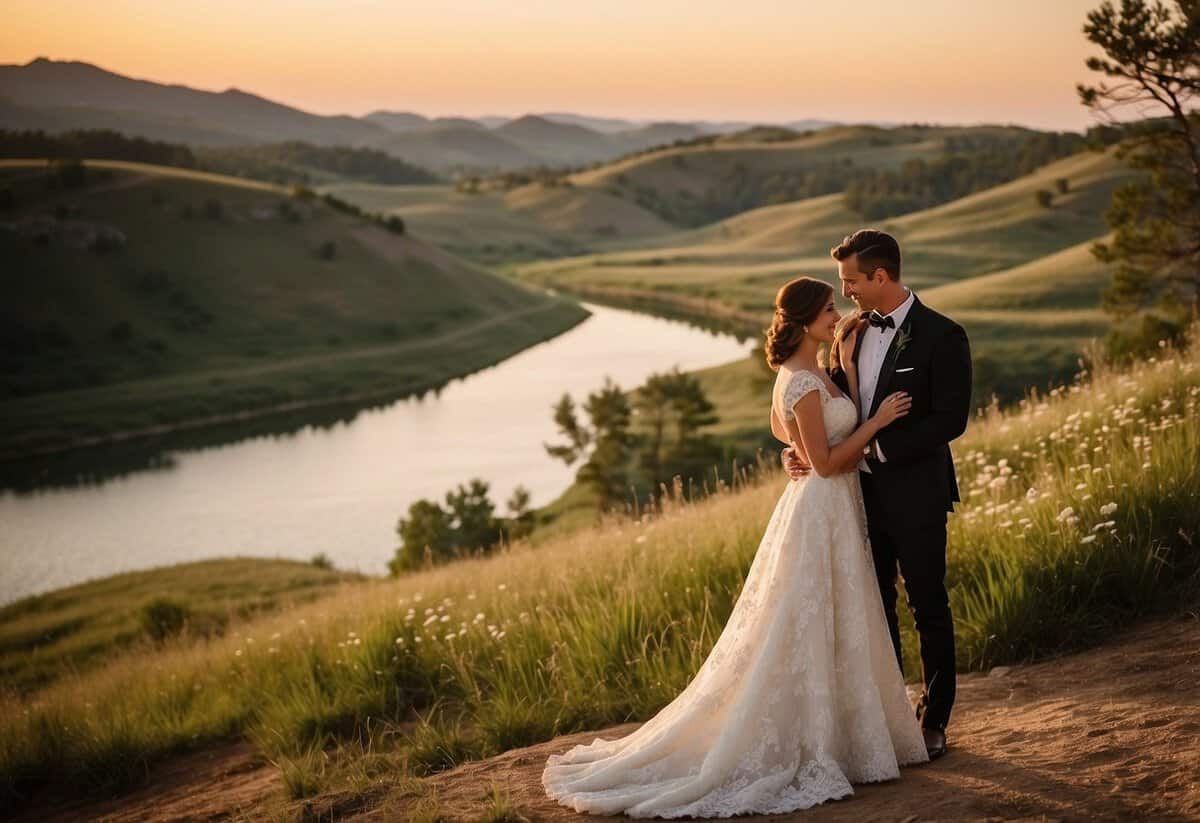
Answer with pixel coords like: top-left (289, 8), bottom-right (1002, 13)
top-left (542, 369), bottom-right (928, 817)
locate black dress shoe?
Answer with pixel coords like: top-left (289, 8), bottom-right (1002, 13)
top-left (922, 727), bottom-right (947, 760)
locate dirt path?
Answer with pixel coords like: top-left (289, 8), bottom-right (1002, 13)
top-left (347, 614), bottom-right (1200, 822)
top-left (18, 614), bottom-right (1200, 822)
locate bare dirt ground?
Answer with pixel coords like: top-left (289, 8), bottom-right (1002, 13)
top-left (19, 613), bottom-right (1200, 822)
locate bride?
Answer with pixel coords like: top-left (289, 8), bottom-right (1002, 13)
top-left (542, 276), bottom-right (929, 817)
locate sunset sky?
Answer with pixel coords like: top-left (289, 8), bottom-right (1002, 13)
top-left (3, 0), bottom-right (1106, 130)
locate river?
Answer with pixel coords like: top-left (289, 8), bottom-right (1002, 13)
top-left (0, 303), bottom-right (753, 605)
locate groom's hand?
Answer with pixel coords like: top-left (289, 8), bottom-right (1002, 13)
top-left (782, 446), bottom-right (812, 479)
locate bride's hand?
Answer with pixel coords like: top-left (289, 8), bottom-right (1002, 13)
top-left (871, 391), bottom-right (911, 428)
top-left (836, 317), bottom-right (866, 374)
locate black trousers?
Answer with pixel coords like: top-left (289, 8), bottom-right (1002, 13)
top-left (860, 471), bottom-right (956, 731)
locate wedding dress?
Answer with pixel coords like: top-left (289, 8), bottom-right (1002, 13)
top-left (542, 369), bottom-right (928, 817)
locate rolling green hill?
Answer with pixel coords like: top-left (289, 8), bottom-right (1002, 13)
top-left (523, 148), bottom-right (1132, 307)
top-left (565, 124), bottom-right (1061, 226)
top-left (514, 147), bottom-right (1135, 415)
top-left (0, 159), bottom-right (588, 457)
top-left (323, 179), bottom-right (673, 265)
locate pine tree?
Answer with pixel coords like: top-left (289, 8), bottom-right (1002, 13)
top-left (1078, 0), bottom-right (1200, 341)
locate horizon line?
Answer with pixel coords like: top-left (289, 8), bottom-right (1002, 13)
top-left (8, 55), bottom-right (1098, 136)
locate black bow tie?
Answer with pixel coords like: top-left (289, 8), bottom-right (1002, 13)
top-left (866, 310), bottom-right (895, 330)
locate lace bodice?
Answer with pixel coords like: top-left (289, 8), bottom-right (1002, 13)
top-left (776, 369), bottom-right (858, 447)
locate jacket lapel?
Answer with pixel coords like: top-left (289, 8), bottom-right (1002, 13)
top-left (868, 297), bottom-right (925, 418)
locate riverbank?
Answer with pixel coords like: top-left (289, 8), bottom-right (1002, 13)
top-left (1, 299), bottom-right (587, 461)
top-left (0, 159), bottom-right (590, 461)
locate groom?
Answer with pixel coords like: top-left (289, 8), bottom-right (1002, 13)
top-left (784, 229), bottom-right (972, 760)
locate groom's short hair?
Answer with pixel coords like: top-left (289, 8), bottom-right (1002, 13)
top-left (831, 229), bottom-right (902, 281)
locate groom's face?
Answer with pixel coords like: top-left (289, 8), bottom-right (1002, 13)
top-left (837, 256), bottom-right (883, 311)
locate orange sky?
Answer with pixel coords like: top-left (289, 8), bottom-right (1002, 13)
top-left (3, 0), bottom-right (1105, 130)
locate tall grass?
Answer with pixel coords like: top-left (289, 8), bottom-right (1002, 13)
top-left (2, 337), bottom-right (1198, 810)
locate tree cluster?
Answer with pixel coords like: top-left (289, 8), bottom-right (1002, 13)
top-left (844, 132), bottom-right (1088, 219)
top-left (390, 480), bottom-right (533, 575)
top-left (0, 129), bottom-right (197, 167)
top-left (545, 369), bottom-right (722, 509)
top-left (196, 141), bottom-right (440, 186)
top-left (0, 129), bottom-right (440, 188)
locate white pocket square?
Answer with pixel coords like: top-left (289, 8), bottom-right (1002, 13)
top-left (895, 367), bottom-right (915, 373)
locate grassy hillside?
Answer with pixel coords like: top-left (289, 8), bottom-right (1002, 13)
top-left (567, 124), bottom-right (1053, 226)
top-left (523, 148), bottom-right (1130, 304)
top-left (517, 148), bottom-right (1134, 403)
top-left (0, 160), bottom-right (588, 457)
top-left (0, 558), bottom-right (360, 695)
top-left (1, 334), bottom-right (1196, 811)
top-left (323, 180), bottom-right (672, 265)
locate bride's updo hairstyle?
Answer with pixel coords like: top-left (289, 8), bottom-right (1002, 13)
top-left (765, 276), bottom-right (833, 370)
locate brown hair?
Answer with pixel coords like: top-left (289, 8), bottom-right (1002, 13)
top-left (765, 277), bottom-right (833, 370)
top-left (830, 228), bottom-right (902, 281)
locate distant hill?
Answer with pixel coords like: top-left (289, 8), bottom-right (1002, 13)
top-left (0, 58), bottom-right (386, 147)
top-left (372, 125), bottom-right (542, 171)
top-left (0, 159), bottom-right (587, 456)
top-left (494, 115), bottom-right (617, 166)
top-left (0, 59), bottom-right (838, 173)
top-left (363, 110), bottom-right (431, 131)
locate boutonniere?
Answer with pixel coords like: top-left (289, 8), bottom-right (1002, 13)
top-left (893, 326), bottom-right (913, 357)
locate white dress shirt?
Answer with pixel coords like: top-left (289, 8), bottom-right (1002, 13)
top-left (857, 288), bottom-right (915, 465)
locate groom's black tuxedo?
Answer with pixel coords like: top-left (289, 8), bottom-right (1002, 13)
top-left (830, 295), bottom-right (971, 527)
top-left (830, 294), bottom-right (972, 733)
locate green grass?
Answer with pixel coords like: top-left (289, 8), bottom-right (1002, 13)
top-left (0, 558), bottom-right (361, 696)
top-left (1, 160), bottom-right (589, 457)
top-left (2, 333), bottom-right (1197, 811)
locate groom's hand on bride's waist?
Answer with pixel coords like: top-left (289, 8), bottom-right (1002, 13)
top-left (782, 446), bottom-right (812, 479)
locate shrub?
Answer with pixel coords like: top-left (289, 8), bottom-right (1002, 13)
top-left (139, 597), bottom-right (190, 641)
top-left (1034, 189), bottom-right (1054, 208)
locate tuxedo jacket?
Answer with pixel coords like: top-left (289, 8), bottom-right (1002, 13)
top-left (830, 295), bottom-right (972, 528)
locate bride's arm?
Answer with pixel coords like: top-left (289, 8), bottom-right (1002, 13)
top-left (786, 390), bottom-right (910, 478)
top-left (835, 317), bottom-right (865, 409)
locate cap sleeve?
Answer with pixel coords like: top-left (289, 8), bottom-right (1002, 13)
top-left (780, 370), bottom-right (825, 420)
